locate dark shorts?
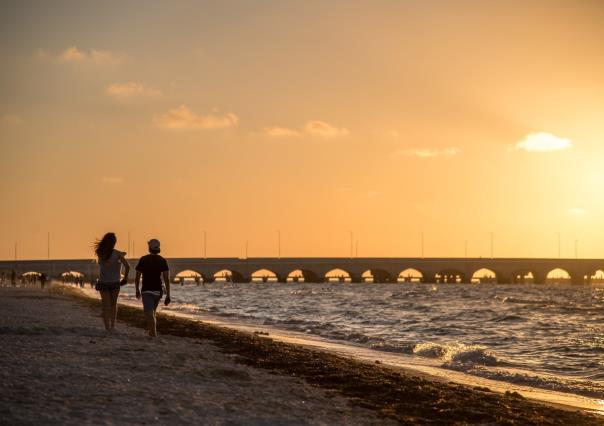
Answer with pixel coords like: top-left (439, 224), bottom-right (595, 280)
top-left (142, 292), bottom-right (161, 312)
top-left (95, 282), bottom-right (120, 292)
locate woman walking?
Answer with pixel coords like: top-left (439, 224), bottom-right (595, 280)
top-left (94, 233), bottom-right (129, 333)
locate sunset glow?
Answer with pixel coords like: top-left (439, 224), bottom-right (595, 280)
top-left (1, 1), bottom-right (603, 260)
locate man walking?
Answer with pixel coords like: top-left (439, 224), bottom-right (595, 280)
top-left (135, 239), bottom-right (171, 337)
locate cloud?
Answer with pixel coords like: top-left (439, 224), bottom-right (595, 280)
top-left (263, 120), bottom-right (349, 138)
top-left (106, 82), bottom-right (161, 100)
top-left (100, 176), bottom-right (124, 184)
top-left (1, 114), bottom-right (23, 127)
top-left (263, 127), bottom-right (302, 138)
top-left (154, 105), bottom-right (238, 130)
top-left (513, 132), bottom-right (572, 152)
top-left (396, 147), bottom-right (460, 158)
top-left (568, 208), bottom-right (587, 216)
top-left (59, 46), bottom-right (86, 62)
top-left (304, 120), bottom-right (349, 138)
top-left (39, 46), bottom-right (124, 65)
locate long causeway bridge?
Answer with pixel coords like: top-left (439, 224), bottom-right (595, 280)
top-left (2, 257), bottom-right (604, 285)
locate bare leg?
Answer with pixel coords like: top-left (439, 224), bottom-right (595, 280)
top-left (109, 289), bottom-right (120, 330)
top-left (100, 291), bottom-right (112, 331)
top-left (144, 310), bottom-right (157, 337)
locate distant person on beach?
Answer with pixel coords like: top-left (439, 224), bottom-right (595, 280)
top-left (11, 270), bottom-right (16, 286)
top-left (40, 273), bottom-right (47, 289)
top-left (94, 233), bottom-right (130, 333)
top-left (135, 239), bottom-right (171, 337)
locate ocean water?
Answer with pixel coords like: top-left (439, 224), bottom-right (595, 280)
top-left (118, 282), bottom-right (604, 399)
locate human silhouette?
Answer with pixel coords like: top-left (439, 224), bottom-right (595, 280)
top-left (135, 239), bottom-right (171, 337)
top-left (93, 233), bottom-right (130, 333)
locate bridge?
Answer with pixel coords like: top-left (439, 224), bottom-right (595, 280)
top-left (1, 257), bottom-right (604, 285)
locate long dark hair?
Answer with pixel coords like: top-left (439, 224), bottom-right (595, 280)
top-left (94, 233), bottom-right (116, 262)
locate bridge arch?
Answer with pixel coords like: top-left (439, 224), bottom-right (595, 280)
top-left (61, 271), bottom-right (85, 286)
top-left (174, 269), bottom-right (202, 285)
top-left (361, 269), bottom-right (393, 283)
top-left (21, 271), bottom-right (42, 284)
top-left (251, 269), bottom-right (278, 283)
top-left (435, 269), bottom-right (465, 284)
top-left (546, 268), bottom-right (571, 284)
top-left (589, 269), bottom-right (604, 284)
top-left (61, 271), bottom-right (84, 280)
top-left (471, 268), bottom-right (497, 284)
top-left (286, 269), bottom-right (319, 283)
top-left (397, 268), bottom-right (424, 283)
top-left (325, 268), bottom-right (351, 283)
top-left (213, 269), bottom-right (246, 283)
top-left (286, 269), bottom-right (304, 283)
top-left (61, 270), bottom-right (84, 277)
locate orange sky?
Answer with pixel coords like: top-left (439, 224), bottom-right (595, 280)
top-left (1, 1), bottom-right (603, 260)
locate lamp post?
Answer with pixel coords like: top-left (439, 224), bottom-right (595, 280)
top-left (575, 239), bottom-right (578, 259)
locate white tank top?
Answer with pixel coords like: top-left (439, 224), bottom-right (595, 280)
top-left (98, 249), bottom-right (123, 283)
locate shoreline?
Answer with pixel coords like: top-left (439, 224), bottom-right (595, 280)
top-left (78, 284), bottom-right (604, 413)
top-left (82, 285), bottom-right (604, 412)
top-left (52, 284), bottom-right (604, 425)
top-left (155, 306), bottom-right (604, 413)
top-left (0, 286), bottom-right (395, 425)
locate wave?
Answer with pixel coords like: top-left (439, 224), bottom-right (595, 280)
top-left (145, 282), bottom-right (604, 394)
top-left (412, 342), bottom-right (448, 358)
top-left (412, 342), bottom-right (499, 366)
top-left (369, 341), bottom-right (415, 353)
top-left (452, 365), bottom-right (604, 399)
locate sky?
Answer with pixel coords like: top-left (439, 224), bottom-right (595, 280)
top-left (1, 0), bottom-right (603, 260)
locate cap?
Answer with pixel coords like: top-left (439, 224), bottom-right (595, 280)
top-left (148, 239), bottom-right (161, 251)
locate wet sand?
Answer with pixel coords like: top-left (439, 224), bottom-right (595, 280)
top-left (1, 285), bottom-right (603, 425)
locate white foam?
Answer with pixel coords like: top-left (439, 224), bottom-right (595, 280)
top-left (457, 365), bottom-right (604, 400)
top-left (412, 342), bottom-right (498, 366)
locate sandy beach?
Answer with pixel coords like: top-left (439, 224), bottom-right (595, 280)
top-left (1, 285), bottom-right (602, 425)
top-left (0, 286), bottom-right (393, 425)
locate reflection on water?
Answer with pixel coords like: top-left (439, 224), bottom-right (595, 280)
top-left (118, 282), bottom-right (604, 398)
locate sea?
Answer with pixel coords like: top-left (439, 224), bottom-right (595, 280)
top-left (115, 282), bottom-right (604, 401)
